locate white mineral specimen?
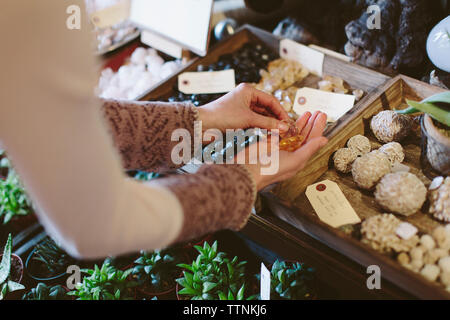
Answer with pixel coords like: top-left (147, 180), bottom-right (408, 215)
top-left (378, 142), bottom-right (405, 165)
top-left (421, 264), bottom-right (440, 282)
top-left (97, 47), bottom-right (182, 100)
top-left (439, 256), bottom-right (450, 274)
top-left (352, 151), bottom-right (391, 190)
top-left (429, 177), bottom-right (450, 223)
top-left (347, 134), bottom-right (371, 155)
top-left (370, 110), bottom-right (413, 143)
top-left (420, 234), bottom-right (436, 251)
top-left (333, 148), bottom-right (358, 173)
top-left (374, 172), bottom-right (427, 216)
top-left (361, 214), bottom-right (419, 254)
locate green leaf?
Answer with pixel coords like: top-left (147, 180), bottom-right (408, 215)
top-left (183, 272), bottom-right (193, 286)
top-left (0, 234), bottom-right (12, 284)
top-left (237, 284), bottom-right (245, 300)
top-left (422, 91), bottom-right (450, 104)
top-left (7, 280), bottom-right (24, 292)
top-left (202, 281), bottom-right (218, 293)
top-left (178, 287), bottom-right (197, 296)
top-left (177, 263), bottom-right (194, 272)
top-left (218, 292), bottom-right (227, 300)
top-left (211, 241), bottom-right (217, 254)
top-left (406, 100), bottom-right (450, 126)
top-left (134, 257), bottom-right (144, 264)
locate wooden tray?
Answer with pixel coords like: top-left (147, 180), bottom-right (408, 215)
top-left (266, 75), bottom-right (449, 299)
top-left (139, 24), bottom-right (390, 104)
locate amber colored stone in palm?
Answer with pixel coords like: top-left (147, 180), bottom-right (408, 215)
top-left (279, 120), bottom-right (304, 152)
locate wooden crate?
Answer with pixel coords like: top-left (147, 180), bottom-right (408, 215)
top-left (266, 75), bottom-right (449, 299)
top-left (138, 24), bottom-right (390, 175)
top-left (139, 24), bottom-right (390, 103)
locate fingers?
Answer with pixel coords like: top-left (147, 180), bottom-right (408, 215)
top-left (248, 85), bottom-right (290, 121)
top-left (295, 112), bottom-right (311, 132)
top-left (250, 113), bottom-right (287, 132)
top-left (307, 112), bottom-right (328, 140)
top-left (299, 111), bottom-right (320, 139)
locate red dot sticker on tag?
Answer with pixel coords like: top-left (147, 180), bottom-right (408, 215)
top-left (298, 96), bottom-right (306, 105)
top-left (316, 184), bottom-right (326, 191)
top-left (182, 80), bottom-right (189, 86)
top-left (282, 47), bottom-right (288, 55)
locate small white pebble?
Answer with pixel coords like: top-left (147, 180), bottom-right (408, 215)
top-left (439, 256), bottom-right (450, 273)
top-left (421, 264), bottom-right (440, 282)
top-left (420, 234), bottom-right (436, 250)
top-left (410, 247), bottom-right (424, 261)
top-left (396, 222), bottom-right (418, 240)
top-left (441, 271), bottom-right (450, 286)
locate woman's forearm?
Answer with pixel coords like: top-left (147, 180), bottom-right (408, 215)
top-left (0, 0), bottom-right (256, 260)
top-left (101, 99), bottom-right (198, 172)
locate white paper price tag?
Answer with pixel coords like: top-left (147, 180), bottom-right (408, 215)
top-left (90, 2), bottom-right (130, 29)
top-left (141, 30), bottom-right (183, 59)
top-left (280, 39), bottom-right (324, 76)
top-left (178, 70), bottom-right (236, 94)
top-left (260, 263), bottom-right (271, 301)
top-left (306, 180), bottom-right (361, 228)
top-left (293, 87), bottom-right (355, 122)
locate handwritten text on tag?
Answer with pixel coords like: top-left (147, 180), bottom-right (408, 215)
top-left (178, 70), bottom-right (236, 94)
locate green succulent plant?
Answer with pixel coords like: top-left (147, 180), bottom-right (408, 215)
top-left (269, 260), bottom-right (315, 300)
top-left (176, 241), bottom-right (256, 300)
top-left (0, 157), bottom-right (31, 224)
top-left (396, 91), bottom-right (450, 127)
top-left (22, 283), bottom-right (69, 300)
top-left (132, 249), bottom-right (181, 293)
top-left (68, 261), bottom-right (137, 300)
top-left (0, 234), bottom-right (25, 300)
top-left (133, 171), bottom-right (160, 181)
top-left (30, 237), bottom-right (73, 277)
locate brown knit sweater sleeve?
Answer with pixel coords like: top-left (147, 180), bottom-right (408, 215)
top-left (148, 164), bottom-right (257, 242)
top-left (101, 99), bottom-right (256, 239)
top-left (101, 99), bottom-right (198, 172)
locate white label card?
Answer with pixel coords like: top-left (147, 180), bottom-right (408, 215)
top-left (280, 39), bottom-right (324, 76)
top-left (90, 2), bottom-right (130, 29)
top-left (305, 180), bottom-right (361, 228)
top-left (260, 263), bottom-right (271, 301)
top-left (141, 30), bottom-right (183, 59)
top-left (178, 70), bottom-right (236, 94)
top-left (308, 44), bottom-right (352, 63)
top-left (293, 87), bottom-right (355, 122)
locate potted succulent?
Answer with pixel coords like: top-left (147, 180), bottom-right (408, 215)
top-left (131, 249), bottom-right (185, 299)
top-left (25, 236), bottom-right (74, 283)
top-left (181, 233), bottom-right (215, 256)
top-left (0, 159), bottom-right (32, 225)
top-left (22, 283), bottom-right (70, 300)
top-left (176, 241), bottom-right (257, 300)
top-left (396, 91), bottom-right (450, 175)
top-left (266, 260), bottom-right (316, 300)
top-left (68, 260), bottom-right (138, 300)
top-left (0, 234), bottom-right (25, 300)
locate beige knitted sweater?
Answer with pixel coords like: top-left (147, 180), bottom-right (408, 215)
top-left (0, 0), bottom-right (255, 259)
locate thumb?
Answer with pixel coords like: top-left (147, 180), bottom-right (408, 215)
top-left (251, 114), bottom-right (289, 132)
top-left (295, 136), bottom-right (328, 163)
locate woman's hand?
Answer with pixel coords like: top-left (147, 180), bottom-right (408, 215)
top-left (197, 83), bottom-right (291, 133)
top-left (242, 111), bottom-right (328, 190)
